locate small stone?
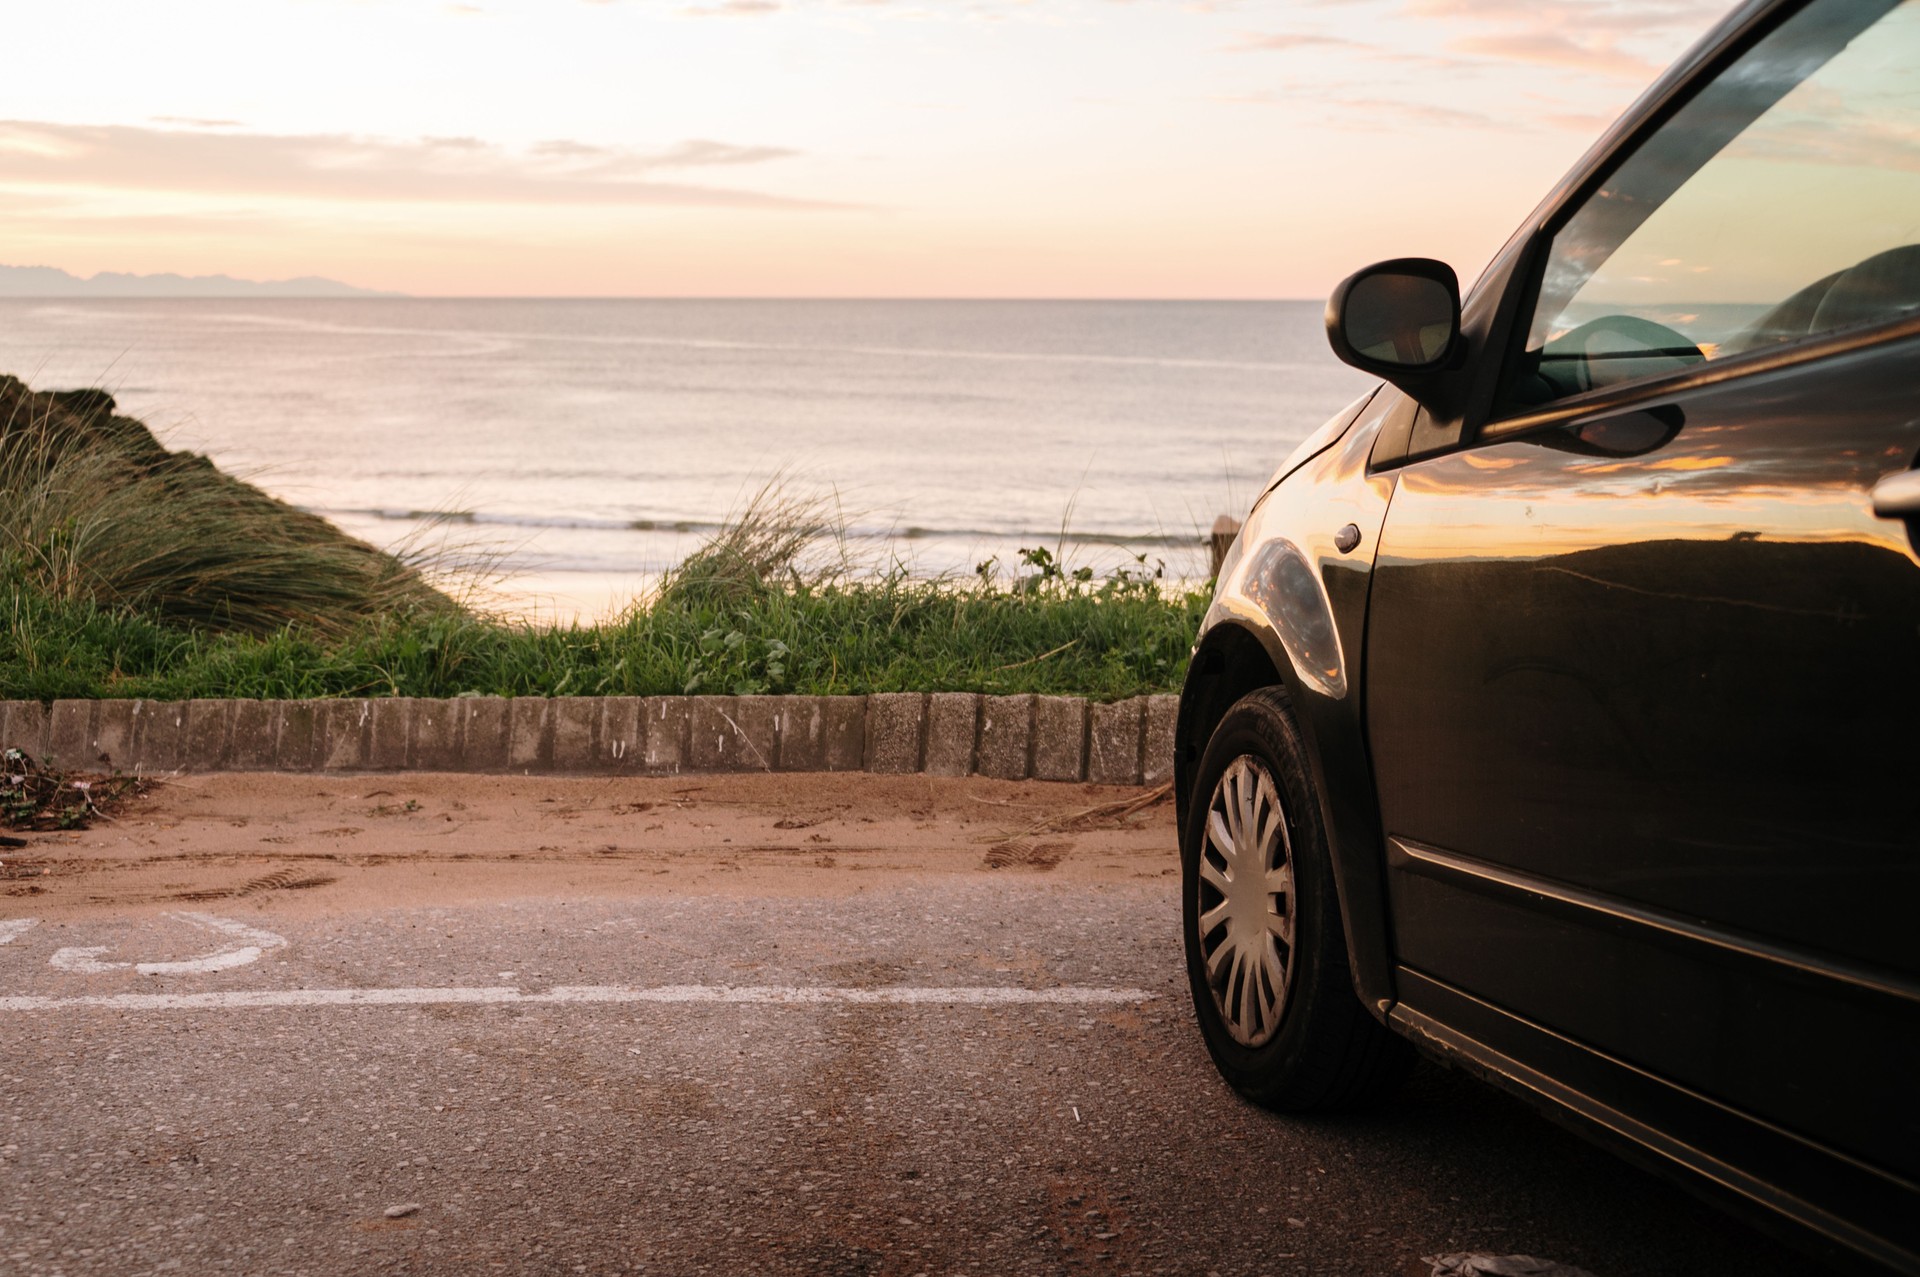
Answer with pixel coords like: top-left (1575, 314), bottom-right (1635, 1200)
top-left (384, 1203), bottom-right (421, 1219)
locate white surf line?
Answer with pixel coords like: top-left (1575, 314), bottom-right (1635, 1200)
top-left (0, 918), bottom-right (39, 945)
top-left (47, 912), bottom-right (288, 976)
top-left (0, 983), bottom-right (1154, 1013)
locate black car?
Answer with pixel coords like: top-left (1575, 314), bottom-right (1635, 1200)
top-left (1175, 0), bottom-right (1920, 1269)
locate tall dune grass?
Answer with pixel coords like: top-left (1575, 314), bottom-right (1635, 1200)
top-left (0, 378), bottom-right (450, 637)
top-left (0, 378), bottom-right (1205, 703)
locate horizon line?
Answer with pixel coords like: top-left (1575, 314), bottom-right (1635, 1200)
top-left (1, 293), bottom-right (1329, 303)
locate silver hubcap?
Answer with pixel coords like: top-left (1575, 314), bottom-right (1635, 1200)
top-left (1197, 755), bottom-right (1296, 1047)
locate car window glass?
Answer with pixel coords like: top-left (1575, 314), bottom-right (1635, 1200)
top-left (1499, 0), bottom-right (1920, 412)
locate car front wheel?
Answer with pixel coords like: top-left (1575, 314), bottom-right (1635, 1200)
top-left (1182, 685), bottom-right (1410, 1111)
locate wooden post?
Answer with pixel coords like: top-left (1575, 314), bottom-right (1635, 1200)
top-left (1209, 515), bottom-right (1241, 578)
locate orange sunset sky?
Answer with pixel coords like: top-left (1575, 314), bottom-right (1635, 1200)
top-left (5, 0), bottom-right (1734, 298)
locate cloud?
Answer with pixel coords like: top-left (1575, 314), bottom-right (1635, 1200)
top-left (1218, 0), bottom-right (1719, 81)
top-left (681, 0), bottom-right (781, 13)
top-left (0, 121), bottom-right (848, 210)
top-left (1223, 31), bottom-right (1359, 52)
top-left (1541, 110), bottom-right (1619, 133)
top-left (594, 0), bottom-right (1211, 17)
top-left (1308, 95), bottom-right (1508, 131)
top-left (585, 0), bottom-right (851, 11)
top-left (1401, 0), bottom-right (1720, 78)
top-left (1404, 0), bottom-right (1721, 35)
top-left (1449, 31), bottom-right (1656, 78)
top-left (656, 138), bottom-right (799, 166)
top-left (1725, 108), bottom-right (1920, 176)
top-left (148, 116), bottom-right (244, 129)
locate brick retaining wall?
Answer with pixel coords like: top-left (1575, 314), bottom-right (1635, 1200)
top-left (0, 694), bottom-right (1178, 785)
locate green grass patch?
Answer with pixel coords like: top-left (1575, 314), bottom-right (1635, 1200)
top-left (0, 379), bottom-right (1206, 702)
top-left (1, 561), bottom-right (1204, 702)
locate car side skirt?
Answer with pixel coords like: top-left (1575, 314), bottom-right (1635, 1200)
top-left (1390, 968), bottom-right (1919, 1274)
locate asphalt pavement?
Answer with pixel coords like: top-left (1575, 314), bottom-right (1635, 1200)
top-left (0, 869), bottom-right (1819, 1277)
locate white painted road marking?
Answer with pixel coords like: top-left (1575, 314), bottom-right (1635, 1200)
top-left (0, 919), bottom-right (38, 945)
top-left (0, 984), bottom-right (1154, 1012)
top-left (46, 912), bottom-right (288, 976)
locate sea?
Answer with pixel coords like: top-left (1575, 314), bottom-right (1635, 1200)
top-left (0, 299), bottom-right (1375, 620)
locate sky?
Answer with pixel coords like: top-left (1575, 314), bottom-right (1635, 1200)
top-left (1, 0), bottom-right (1737, 298)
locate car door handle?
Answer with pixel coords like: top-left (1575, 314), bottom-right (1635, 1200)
top-left (1870, 469), bottom-right (1920, 518)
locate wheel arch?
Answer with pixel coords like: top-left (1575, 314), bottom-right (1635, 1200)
top-left (1178, 617), bottom-right (1398, 1020)
top-left (1176, 622), bottom-right (1286, 837)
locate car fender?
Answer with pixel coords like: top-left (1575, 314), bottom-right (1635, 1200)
top-left (1178, 390), bottom-right (1410, 1016)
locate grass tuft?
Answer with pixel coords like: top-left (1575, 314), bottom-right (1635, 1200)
top-left (656, 478), bottom-right (850, 609)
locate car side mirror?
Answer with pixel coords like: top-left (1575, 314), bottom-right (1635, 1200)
top-left (1325, 258), bottom-right (1462, 408)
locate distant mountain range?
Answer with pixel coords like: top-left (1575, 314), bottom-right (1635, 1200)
top-left (0, 264), bottom-right (401, 298)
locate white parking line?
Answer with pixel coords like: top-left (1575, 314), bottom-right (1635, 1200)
top-left (0, 919), bottom-right (38, 946)
top-left (47, 912), bottom-right (288, 976)
top-left (0, 984), bottom-right (1154, 1012)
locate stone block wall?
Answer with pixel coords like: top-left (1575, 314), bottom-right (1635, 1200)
top-left (0, 693), bottom-right (1178, 785)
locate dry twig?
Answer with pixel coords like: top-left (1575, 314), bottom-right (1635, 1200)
top-left (976, 781), bottom-right (1173, 846)
top-left (1, 747), bottom-right (147, 833)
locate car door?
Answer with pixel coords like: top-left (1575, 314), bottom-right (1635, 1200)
top-left (1362, 0), bottom-right (1920, 1194)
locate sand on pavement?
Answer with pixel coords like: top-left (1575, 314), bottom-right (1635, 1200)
top-left (0, 771), bottom-right (1177, 919)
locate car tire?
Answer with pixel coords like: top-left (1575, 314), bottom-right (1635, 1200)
top-left (1182, 685), bottom-right (1410, 1111)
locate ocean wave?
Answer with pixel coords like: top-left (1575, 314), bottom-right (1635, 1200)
top-left (332, 507), bottom-right (726, 533)
top-left (316, 506), bottom-right (1201, 547)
